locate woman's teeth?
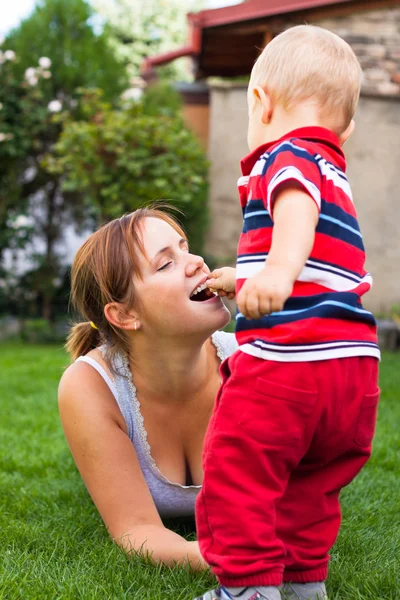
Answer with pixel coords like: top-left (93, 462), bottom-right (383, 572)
top-left (191, 282), bottom-right (208, 297)
top-left (190, 283), bottom-right (217, 299)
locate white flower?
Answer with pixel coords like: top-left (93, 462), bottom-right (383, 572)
top-left (41, 70), bottom-right (51, 79)
top-left (27, 74), bottom-right (38, 87)
top-left (121, 87), bottom-right (143, 102)
top-left (25, 67), bottom-right (36, 79)
top-left (38, 56), bottom-right (51, 69)
top-left (48, 99), bottom-right (62, 113)
top-left (14, 215), bottom-right (30, 228)
top-left (4, 50), bottom-right (16, 61)
top-left (0, 132), bottom-right (12, 143)
top-left (0, 103), bottom-right (3, 110)
top-left (129, 76), bottom-right (146, 89)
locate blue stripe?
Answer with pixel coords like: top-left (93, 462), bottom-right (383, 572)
top-left (242, 200), bottom-right (273, 233)
top-left (316, 217), bottom-right (365, 251)
top-left (272, 300), bottom-right (370, 317)
top-left (244, 210), bottom-right (269, 219)
top-left (237, 251), bottom-right (268, 260)
top-left (235, 292), bottom-right (376, 330)
top-left (320, 199), bottom-right (360, 232)
top-left (319, 214), bottom-right (362, 238)
top-left (283, 291), bottom-right (362, 311)
top-left (244, 199), bottom-right (266, 214)
top-left (261, 142), bottom-right (318, 176)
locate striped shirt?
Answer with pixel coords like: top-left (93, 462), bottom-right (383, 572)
top-left (235, 126), bottom-right (380, 362)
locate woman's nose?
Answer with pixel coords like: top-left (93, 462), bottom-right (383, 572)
top-left (186, 253), bottom-right (205, 276)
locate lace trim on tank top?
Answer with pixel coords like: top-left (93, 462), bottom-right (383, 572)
top-left (108, 332), bottom-right (227, 490)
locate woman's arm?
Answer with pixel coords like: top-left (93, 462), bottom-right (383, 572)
top-left (58, 362), bottom-right (207, 570)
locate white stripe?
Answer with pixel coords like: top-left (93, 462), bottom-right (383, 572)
top-left (298, 266), bottom-right (372, 292)
top-left (250, 155), bottom-right (268, 176)
top-left (236, 260), bottom-right (265, 279)
top-left (252, 338), bottom-right (378, 351)
top-left (316, 156), bottom-right (353, 201)
top-left (306, 258), bottom-right (363, 280)
top-left (237, 176), bottom-right (249, 187)
top-left (239, 343), bottom-right (381, 362)
top-left (267, 167), bottom-right (321, 215)
top-left (236, 258), bottom-right (372, 292)
top-left (237, 254), bottom-right (361, 280)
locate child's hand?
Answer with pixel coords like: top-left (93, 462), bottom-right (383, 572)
top-left (237, 265), bottom-right (293, 319)
top-left (206, 267), bottom-right (236, 300)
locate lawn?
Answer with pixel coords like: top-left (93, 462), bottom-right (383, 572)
top-left (0, 343), bottom-right (399, 600)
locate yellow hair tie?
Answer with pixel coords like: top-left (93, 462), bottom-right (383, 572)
top-left (90, 321), bottom-right (98, 330)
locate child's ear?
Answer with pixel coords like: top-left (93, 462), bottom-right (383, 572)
top-left (253, 85), bottom-right (273, 125)
top-left (339, 119), bottom-right (355, 146)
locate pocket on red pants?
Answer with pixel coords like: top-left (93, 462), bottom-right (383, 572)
top-left (237, 375), bottom-right (318, 446)
top-left (354, 389), bottom-right (380, 447)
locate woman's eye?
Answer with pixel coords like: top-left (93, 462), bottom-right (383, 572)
top-left (157, 261), bottom-right (172, 272)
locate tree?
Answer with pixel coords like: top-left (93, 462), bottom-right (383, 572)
top-left (92, 0), bottom-right (202, 80)
top-left (0, 0), bottom-right (128, 321)
top-left (6, 0), bottom-right (127, 101)
top-left (45, 87), bottom-right (209, 254)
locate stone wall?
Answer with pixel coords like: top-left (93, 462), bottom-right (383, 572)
top-left (300, 6), bottom-right (400, 98)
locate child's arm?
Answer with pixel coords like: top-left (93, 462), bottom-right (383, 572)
top-left (206, 266), bottom-right (236, 300)
top-left (237, 182), bottom-right (319, 319)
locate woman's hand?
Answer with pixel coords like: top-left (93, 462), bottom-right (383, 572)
top-left (206, 267), bottom-right (236, 300)
top-left (118, 525), bottom-right (208, 570)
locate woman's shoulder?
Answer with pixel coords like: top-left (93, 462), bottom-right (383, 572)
top-left (212, 329), bottom-right (238, 361)
top-left (58, 348), bottom-right (121, 420)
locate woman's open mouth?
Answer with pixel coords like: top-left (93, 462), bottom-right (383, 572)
top-left (190, 282), bottom-right (217, 302)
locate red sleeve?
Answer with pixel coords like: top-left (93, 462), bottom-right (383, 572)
top-left (260, 141), bottom-right (322, 218)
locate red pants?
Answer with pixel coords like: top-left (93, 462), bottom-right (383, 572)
top-left (196, 351), bottom-right (379, 587)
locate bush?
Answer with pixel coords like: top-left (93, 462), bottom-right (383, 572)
top-left (44, 88), bottom-right (209, 254)
top-left (20, 319), bottom-right (66, 344)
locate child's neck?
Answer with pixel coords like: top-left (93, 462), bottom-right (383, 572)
top-left (265, 103), bottom-right (334, 145)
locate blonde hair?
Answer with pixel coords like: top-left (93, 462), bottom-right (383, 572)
top-left (66, 207), bottom-right (186, 362)
top-left (251, 25), bottom-right (362, 133)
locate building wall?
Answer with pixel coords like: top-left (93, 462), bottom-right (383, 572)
top-left (206, 87), bottom-right (400, 313)
top-left (182, 104), bottom-right (210, 150)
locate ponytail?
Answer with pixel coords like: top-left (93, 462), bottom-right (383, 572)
top-left (65, 322), bottom-right (101, 362)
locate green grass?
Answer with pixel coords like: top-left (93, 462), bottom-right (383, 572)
top-left (0, 344), bottom-right (399, 599)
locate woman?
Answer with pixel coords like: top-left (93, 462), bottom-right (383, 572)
top-left (58, 207), bottom-right (237, 569)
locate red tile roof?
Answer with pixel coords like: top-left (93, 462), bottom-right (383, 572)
top-left (188, 0), bottom-right (354, 29)
top-left (141, 0), bottom-right (361, 79)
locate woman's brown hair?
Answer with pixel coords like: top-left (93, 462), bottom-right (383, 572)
top-left (66, 207), bottom-right (186, 361)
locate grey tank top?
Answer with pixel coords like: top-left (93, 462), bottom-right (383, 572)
top-left (76, 331), bottom-right (237, 518)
